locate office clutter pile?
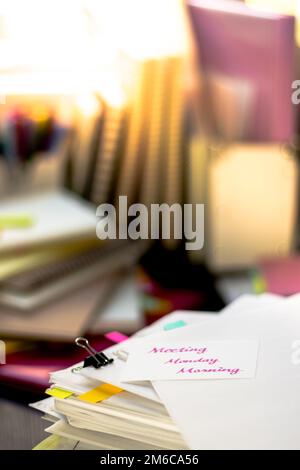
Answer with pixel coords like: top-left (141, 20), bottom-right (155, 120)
top-left (31, 293), bottom-right (300, 450)
top-left (0, 188), bottom-right (210, 393)
top-left (0, 190), bottom-right (146, 342)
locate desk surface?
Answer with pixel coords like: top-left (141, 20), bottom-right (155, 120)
top-left (0, 398), bottom-right (47, 450)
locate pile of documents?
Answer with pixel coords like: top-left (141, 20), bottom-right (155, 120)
top-left (0, 190), bottom-right (145, 341)
top-left (31, 293), bottom-right (300, 450)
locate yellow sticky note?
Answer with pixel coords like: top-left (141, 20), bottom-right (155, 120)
top-left (0, 214), bottom-right (34, 229)
top-left (252, 273), bottom-right (267, 294)
top-left (33, 434), bottom-right (62, 450)
top-left (78, 383), bottom-right (123, 404)
top-left (45, 387), bottom-right (73, 399)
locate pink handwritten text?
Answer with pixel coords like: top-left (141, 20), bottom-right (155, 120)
top-left (176, 367), bottom-right (241, 375)
top-left (165, 357), bottom-right (218, 365)
top-left (149, 346), bottom-right (207, 355)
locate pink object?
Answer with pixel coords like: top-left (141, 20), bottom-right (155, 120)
top-left (258, 256), bottom-right (300, 296)
top-left (104, 331), bottom-right (129, 343)
top-left (187, 0), bottom-right (295, 142)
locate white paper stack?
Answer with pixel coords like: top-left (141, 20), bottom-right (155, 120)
top-left (31, 293), bottom-right (300, 450)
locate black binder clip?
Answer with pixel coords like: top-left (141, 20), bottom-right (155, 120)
top-left (75, 337), bottom-right (114, 369)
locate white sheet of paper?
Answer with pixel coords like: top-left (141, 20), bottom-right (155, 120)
top-left (79, 310), bottom-right (230, 402)
top-left (75, 295), bottom-right (282, 401)
top-left (152, 295), bottom-right (300, 450)
top-left (221, 292), bottom-right (282, 314)
top-left (122, 339), bottom-right (259, 382)
top-left (52, 294), bottom-right (284, 406)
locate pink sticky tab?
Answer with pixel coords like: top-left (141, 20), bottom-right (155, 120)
top-left (105, 331), bottom-right (128, 344)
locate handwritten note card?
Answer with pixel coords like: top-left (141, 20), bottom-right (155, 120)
top-left (121, 340), bottom-right (259, 382)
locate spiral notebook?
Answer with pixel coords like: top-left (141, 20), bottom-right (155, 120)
top-left (0, 240), bottom-right (146, 310)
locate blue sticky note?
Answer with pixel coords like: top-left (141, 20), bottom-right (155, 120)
top-left (163, 320), bottom-right (187, 331)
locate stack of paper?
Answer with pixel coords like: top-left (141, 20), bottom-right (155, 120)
top-left (31, 293), bottom-right (300, 449)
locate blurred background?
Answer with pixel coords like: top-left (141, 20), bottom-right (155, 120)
top-left (0, 0), bottom-right (300, 448)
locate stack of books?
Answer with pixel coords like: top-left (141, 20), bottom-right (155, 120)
top-left (0, 190), bottom-right (146, 342)
top-left (31, 293), bottom-right (300, 450)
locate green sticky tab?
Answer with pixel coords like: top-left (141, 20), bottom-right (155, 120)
top-left (163, 320), bottom-right (187, 331)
